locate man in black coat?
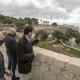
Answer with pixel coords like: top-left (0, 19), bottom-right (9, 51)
top-left (17, 26), bottom-right (39, 80)
top-left (4, 28), bottom-right (19, 80)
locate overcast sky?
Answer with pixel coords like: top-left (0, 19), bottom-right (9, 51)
top-left (0, 0), bottom-right (80, 25)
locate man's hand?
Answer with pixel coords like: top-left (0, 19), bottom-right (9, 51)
top-left (5, 70), bottom-right (12, 77)
top-left (34, 39), bottom-right (39, 43)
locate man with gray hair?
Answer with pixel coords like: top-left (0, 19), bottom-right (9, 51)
top-left (4, 28), bottom-right (19, 80)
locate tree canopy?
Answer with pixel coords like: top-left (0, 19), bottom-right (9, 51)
top-left (0, 14), bottom-right (38, 31)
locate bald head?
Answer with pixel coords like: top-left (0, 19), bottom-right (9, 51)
top-left (9, 28), bottom-right (16, 35)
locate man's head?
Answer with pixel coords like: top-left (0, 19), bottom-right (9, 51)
top-left (24, 26), bottom-right (33, 38)
top-left (9, 28), bottom-right (16, 36)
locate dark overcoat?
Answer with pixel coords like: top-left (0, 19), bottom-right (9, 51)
top-left (17, 36), bottom-right (39, 74)
top-left (4, 34), bottom-right (17, 59)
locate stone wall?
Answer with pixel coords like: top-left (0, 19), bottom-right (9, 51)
top-left (32, 47), bottom-right (80, 80)
top-left (0, 45), bottom-right (80, 80)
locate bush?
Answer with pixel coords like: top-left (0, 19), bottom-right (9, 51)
top-left (52, 22), bottom-right (58, 27)
top-left (75, 37), bottom-right (80, 45)
top-left (35, 30), bottom-right (49, 41)
top-left (52, 31), bottom-right (70, 42)
top-left (52, 31), bottom-right (63, 40)
top-left (16, 34), bottom-right (20, 40)
top-left (2, 31), bottom-right (8, 36)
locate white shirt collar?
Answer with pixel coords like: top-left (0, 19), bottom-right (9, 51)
top-left (25, 35), bottom-right (31, 42)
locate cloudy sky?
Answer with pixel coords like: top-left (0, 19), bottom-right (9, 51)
top-left (0, 0), bottom-right (80, 24)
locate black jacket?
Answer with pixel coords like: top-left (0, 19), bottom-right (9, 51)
top-left (17, 36), bottom-right (39, 74)
top-left (4, 34), bottom-right (17, 58)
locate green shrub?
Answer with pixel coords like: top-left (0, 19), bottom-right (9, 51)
top-left (35, 30), bottom-right (49, 41)
top-left (2, 32), bottom-right (7, 36)
top-left (52, 31), bottom-right (69, 42)
top-left (16, 34), bottom-right (20, 40)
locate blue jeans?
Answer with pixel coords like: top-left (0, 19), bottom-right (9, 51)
top-left (8, 55), bottom-right (17, 79)
top-left (0, 77), bottom-right (5, 80)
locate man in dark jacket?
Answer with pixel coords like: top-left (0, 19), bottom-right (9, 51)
top-left (17, 26), bottom-right (39, 80)
top-left (4, 28), bottom-right (19, 80)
